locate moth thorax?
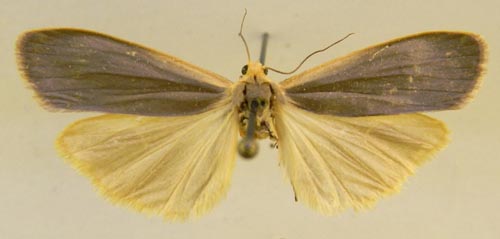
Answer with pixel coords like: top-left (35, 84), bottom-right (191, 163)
top-left (237, 83), bottom-right (275, 159)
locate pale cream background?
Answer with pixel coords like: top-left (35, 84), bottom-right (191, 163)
top-left (1, 0), bottom-right (499, 238)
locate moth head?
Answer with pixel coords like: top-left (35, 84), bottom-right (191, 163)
top-left (240, 61), bottom-right (268, 79)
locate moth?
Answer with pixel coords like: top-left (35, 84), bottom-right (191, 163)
top-left (16, 15), bottom-right (485, 220)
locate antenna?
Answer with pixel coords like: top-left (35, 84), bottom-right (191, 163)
top-left (239, 9), bottom-right (251, 62)
top-left (266, 33), bottom-right (355, 75)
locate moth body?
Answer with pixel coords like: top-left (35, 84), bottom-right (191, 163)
top-left (233, 61), bottom-right (279, 158)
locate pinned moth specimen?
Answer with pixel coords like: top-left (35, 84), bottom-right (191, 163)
top-left (16, 14), bottom-right (485, 220)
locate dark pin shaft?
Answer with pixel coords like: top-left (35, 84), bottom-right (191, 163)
top-left (237, 100), bottom-right (259, 159)
top-left (259, 33), bottom-right (269, 64)
top-left (245, 100), bottom-right (258, 140)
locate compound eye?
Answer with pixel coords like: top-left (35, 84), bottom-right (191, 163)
top-left (263, 68), bottom-right (268, 75)
top-left (241, 65), bottom-right (248, 75)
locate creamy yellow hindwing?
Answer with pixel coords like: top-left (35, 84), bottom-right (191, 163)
top-left (56, 101), bottom-right (238, 220)
top-left (274, 103), bottom-right (449, 214)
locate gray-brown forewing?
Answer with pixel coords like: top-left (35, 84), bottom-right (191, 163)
top-left (281, 32), bottom-right (485, 116)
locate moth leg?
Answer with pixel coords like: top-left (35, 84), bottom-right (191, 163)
top-left (292, 183), bottom-right (298, 202)
top-left (238, 106), bottom-right (250, 137)
top-left (263, 121), bottom-right (279, 148)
